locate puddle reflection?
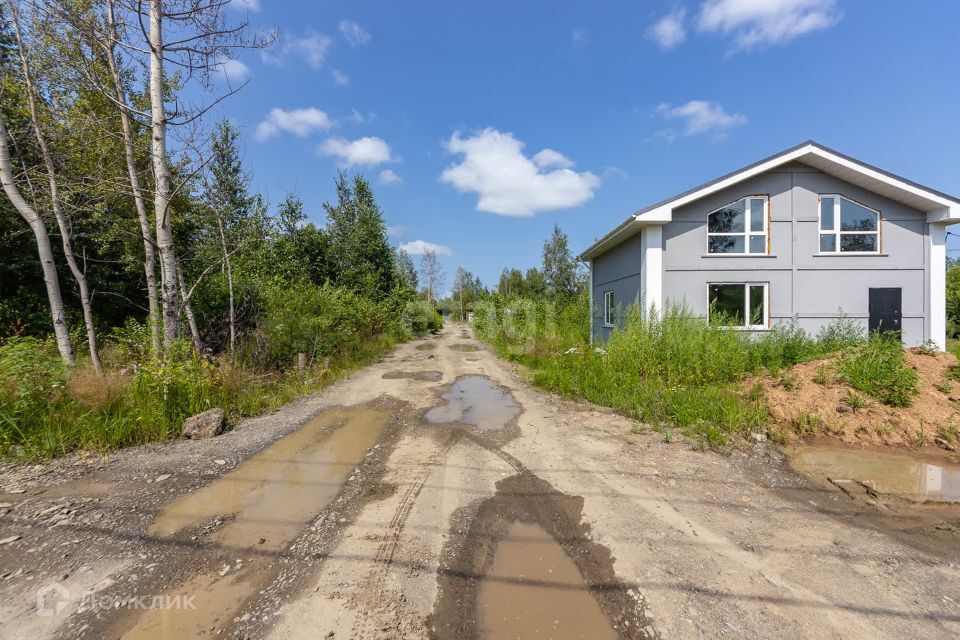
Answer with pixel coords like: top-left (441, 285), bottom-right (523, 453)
top-left (789, 446), bottom-right (960, 503)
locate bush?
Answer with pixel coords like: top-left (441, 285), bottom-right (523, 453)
top-left (836, 334), bottom-right (919, 407)
top-left (0, 286), bottom-right (401, 459)
top-left (255, 283), bottom-right (389, 368)
top-left (402, 299), bottom-right (442, 336)
top-left (107, 317), bottom-right (152, 365)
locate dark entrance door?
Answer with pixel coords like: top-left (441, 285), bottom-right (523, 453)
top-left (868, 288), bottom-right (902, 338)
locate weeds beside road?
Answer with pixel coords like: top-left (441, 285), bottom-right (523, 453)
top-left (0, 285), bottom-right (445, 460)
top-left (474, 296), bottom-right (929, 448)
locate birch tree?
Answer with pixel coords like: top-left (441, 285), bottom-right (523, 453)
top-left (7, 1), bottom-right (103, 372)
top-left (419, 249), bottom-right (445, 304)
top-left (126, 0), bottom-right (267, 348)
top-left (102, 0), bottom-right (162, 356)
top-left (0, 109), bottom-right (75, 364)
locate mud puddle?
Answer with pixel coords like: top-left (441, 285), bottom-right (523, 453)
top-left (450, 343), bottom-right (481, 352)
top-left (416, 343), bottom-right (437, 351)
top-left (789, 445), bottom-right (960, 504)
top-left (425, 376), bottom-right (519, 431)
top-left (479, 521), bottom-right (617, 640)
top-left (124, 404), bottom-right (393, 639)
top-left (382, 370), bottom-right (443, 381)
top-left (430, 473), bottom-right (652, 639)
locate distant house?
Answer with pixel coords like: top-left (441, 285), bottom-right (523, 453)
top-left (579, 141), bottom-right (960, 348)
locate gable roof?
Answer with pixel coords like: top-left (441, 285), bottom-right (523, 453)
top-left (579, 140), bottom-right (960, 261)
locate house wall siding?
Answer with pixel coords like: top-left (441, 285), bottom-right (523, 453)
top-left (591, 231), bottom-right (643, 342)
top-left (659, 163), bottom-right (930, 345)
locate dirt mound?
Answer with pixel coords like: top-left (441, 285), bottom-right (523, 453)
top-left (760, 348), bottom-right (960, 456)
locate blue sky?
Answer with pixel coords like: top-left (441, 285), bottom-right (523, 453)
top-left (214, 0), bottom-right (960, 291)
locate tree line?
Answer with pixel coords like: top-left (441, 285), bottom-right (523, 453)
top-left (0, 1), bottom-right (425, 371)
top-left (438, 224), bottom-right (585, 321)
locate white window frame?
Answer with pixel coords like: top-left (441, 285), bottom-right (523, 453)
top-left (817, 194), bottom-right (881, 255)
top-left (707, 282), bottom-right (769, 330)
top-left (603, 290), bottom-right (614, 327)
top-left (706, 195), bottom-right (769, 255)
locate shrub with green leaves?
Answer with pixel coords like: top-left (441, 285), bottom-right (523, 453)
top-left (836, 334), bottom-right (919, 407)
top-left (402, 299), bottom-right (443, 336)
top-left (256, 283), bottom-right (389, 368)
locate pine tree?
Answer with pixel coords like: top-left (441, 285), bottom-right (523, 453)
top-left (324, 173), bottom-right (397, 301)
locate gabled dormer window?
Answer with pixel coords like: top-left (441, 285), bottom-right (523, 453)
top-left (707, 196), bottom-right (768, 254)
top-left (819, 195), bottom-right (880, 254)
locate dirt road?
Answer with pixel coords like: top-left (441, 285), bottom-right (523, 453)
top-left (1, 323), bottom-right (958, 639)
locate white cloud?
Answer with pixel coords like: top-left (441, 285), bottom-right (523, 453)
top-left (318, 136), bottom-right (392, 167)
top-left (532, 149), bottom-right (574, 170)
top-left (339, 20), bottom-right (372, 47)
top-left (255, 107), bottom-right (335, 141)
top-left (347, 109), bottom-right (375, 124)
top-left (214, 58), bottom-right (250, 83)
top-left (697, 0), bottom-right (841, 51)
top-left (654, 100), bottom-right (746, 137)
top-left (602, 165), bottom-right (629, 181)
top-left (648, 7), bottom-right (687, 49)
top-left (379, 169), bottom-right (402, 185)
top-left (232, 0), bottom-right (261, 11)
top-left (440, 128), bottom-right (600, 217)
top-left (571, 27), bottom-right (589, 45)
top-left (399, 240), bottom-right (453, 257)
top-left (262, 31), bottom-right (332, 69)
top-left (387, 225), bottom-right (407, 237)
top-left (331, 69), bottom-right (349, 85)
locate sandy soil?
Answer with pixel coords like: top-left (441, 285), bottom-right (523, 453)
top-left (0, 325), bottom-right (958, 639)
top-left (761, 348), bottom-right (960, 455)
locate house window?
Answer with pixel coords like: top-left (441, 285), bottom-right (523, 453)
top-left (707, 196), bottom-right (768, 255)
top-left (603, 290), bottom-right (614, 327)
top-left (708, 283), bottom-right (768, 329)
top-left (819, 195), bottom-right (880, 253)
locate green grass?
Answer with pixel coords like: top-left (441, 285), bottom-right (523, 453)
top-left (475, 298), bottom-right (864, 447)
top-left (835, 333), bottom-right (919, 407)
top-left (0, 332), bottom-right (398, 461)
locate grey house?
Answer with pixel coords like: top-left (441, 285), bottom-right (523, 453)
top-left (580, 141), bottom-right (960, 348)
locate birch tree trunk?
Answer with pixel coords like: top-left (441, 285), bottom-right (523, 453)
top-left (176, 266), bottom-right (202, 351)
top-left (149, 0), bottom-right (181, 346)
top-left (105, 0), bottom-right (162, 358)
top-left (216, 215), bottom-right (236, 363)
top-left (8, 2), bottom-right (103, 373)
top-left (0, 113), bottom-right (75, 365)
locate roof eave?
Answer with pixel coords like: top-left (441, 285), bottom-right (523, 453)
top-left (927, 205), bottom-right (960, 224)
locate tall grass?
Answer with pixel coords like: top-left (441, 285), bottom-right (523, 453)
top-left (835, 333), bottom-right (919, 407)
top-left (475, 299), bottom-right (864, 447)
top-left (0, 284), bottom-right (402, 460)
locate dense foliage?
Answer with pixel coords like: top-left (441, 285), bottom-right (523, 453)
top-left (0, 112), bottom-right (421, 458)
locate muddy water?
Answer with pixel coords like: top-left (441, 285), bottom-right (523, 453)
top-left (430, 472), bottom-right (652, 639)
top-left (789, 445), bottom-right (960, 503)
top-left (450, 343), bottom-right (480, 352)
top-left (382, 370), bottom-right (443, 381)
top-left (425, 376), bottom-right (519, 431)
top-left (416, 343), bottom-right (437, 351)
top-left (479, 521), bottom-right (617, 640)
top-left (127, 405), bottom-right (392, 639)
